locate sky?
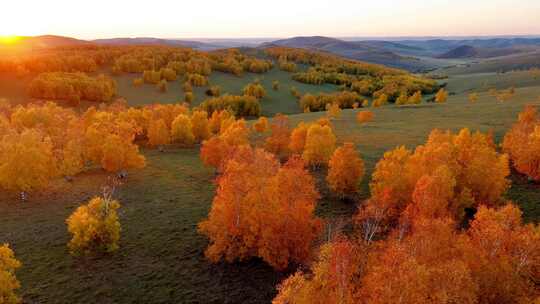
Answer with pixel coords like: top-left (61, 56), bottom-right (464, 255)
top-left (1, 0), bottom-right (540, 39)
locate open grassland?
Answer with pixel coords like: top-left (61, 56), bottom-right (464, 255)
top-left (113, 67), bottom-right (339, 116)
top-left (438, 50), bottom-right (540, 75)
top-left (0, 68), bottom-right (540, 303)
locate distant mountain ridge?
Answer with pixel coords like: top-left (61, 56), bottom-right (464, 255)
top-left (437, 45), bottom-right (523, 59)
top-left (92, 37), bottom-right (223, 50)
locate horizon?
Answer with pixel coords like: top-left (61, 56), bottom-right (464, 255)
top-left (2, 0), bottom-right (540, 39)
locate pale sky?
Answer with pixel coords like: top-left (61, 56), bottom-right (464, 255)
top-left (2, 0), bottom-right (540, 39)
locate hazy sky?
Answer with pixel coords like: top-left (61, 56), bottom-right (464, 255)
top-left (2, 0), bottom-right (540, 39)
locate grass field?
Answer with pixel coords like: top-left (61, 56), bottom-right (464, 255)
top-left (1, 64), bottom-right (540, 303)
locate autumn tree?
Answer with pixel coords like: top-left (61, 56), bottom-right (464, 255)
top-left (302, 124), bottom-right (336, 167)
top-left (502, 105), bottom-right (540, 180)
top-left (171, 114), bottom-right (195, 145)
top-left (408, 90), bottom-right (422, 104)
top-left (327, 143), bottom-right (365, 197)
top-left (0, 244), bottom-right (22, 304)
top-left (468, 92), bottom-right (479, 103)
top-left (198, 148), bottom-right (322, 270)
top-left (435, 88), bottom-right (448, 103)
top-left (272, 80), bottom-right (279, 91)
top-left (253, 116), bottom-right (268, 133)
top-left (359, 218), bottom-right (478, 304)
top-left (66, 196), bottom-right (121, 255)
top-left (356, 111), bottom-right (374, 124)
top-left (100, 134), bottom-right (146, 173)
top-left (191, 110), bottom-right (211, 142)
top-left (465, 204), bottom-right (540, 303)
top-left (395, 92), bottom-right (408, 105)
top-left (273, 238), bottom-right (364, 304)
top-left (372, 94), bottom-right (387, 107)
top-left (200, 119), bottom-right (250, 170)
top-left (369, 129), bottom-right (509, 224)
top-left (147, 118), bottom-right (170, 147)
top-left (0, 129), bottom-right (57, 196)
top-left (185, 92), bottom-right (194, 104)
top-left (264, 114), bottom-right (291, 156)
top-left (326, 103), bottom-right (341, 119)
top-left (242, 82), bottom-right (266, 99)
top-left (288, 122), bottom-right (310, 154)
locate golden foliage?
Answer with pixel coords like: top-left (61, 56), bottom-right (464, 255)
top-left (66, 197), bottom-right (121, 255)
top-left (327, 143), bottom-right (365, 196)
top-left (0, 244), bottom-right (22, 304)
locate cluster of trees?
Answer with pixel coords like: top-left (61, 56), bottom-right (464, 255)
top-left (28, 72), bottom-right (117, 105)
top-left (186, 73), bottom-right (209, 86)
top-left (242, 57), bottom-right (273, 73)
top-left (300, 91), bottom-right (361, 112)
top-left (274, 203), bottom-right (539, 304)
top-left (199, 147), bottom-right (322, 270)
top-left (199, 94), bottom-right (261, 117)
top-left (395, 90), bottom-right (423, 105)
top-left (0, 244), bottom-right (21, 304)
top-left (265, 46), bottom-right (438, 102)
top-left (278, 57), bottom-right (297, 72)
top-left (503, 105), bottom-right (540, 181)
top-left (0, 101), bottom-right (146, 195)
top-left (273, 128), bottom-right (539, 304)
top-left (242, 82), bottom-right (266, 99)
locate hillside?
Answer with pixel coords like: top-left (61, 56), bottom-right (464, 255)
top-left (261, 36), bottom-right (438, 71)
top-left (93, 37), bottom-right (223, 50)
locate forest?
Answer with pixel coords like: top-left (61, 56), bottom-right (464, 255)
top-left (0, 36), bottom-right (539, 304)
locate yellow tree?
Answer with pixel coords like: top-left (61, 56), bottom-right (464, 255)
top-left (0, 129), bottom-right (57, 195)
top-left (100, 134), bottom-right (146, 173)
top-left (302, 124), bottom-right (336, 167)
top-left (0, 244), bottom-right (22, 304)
top-left (66, 197), bottom-right (121, 255)
top-left (147, 118), bottom-right (170, 147)
top-left (326, 103), bottom-right (341, 119)
top-left (289, 122), bottom-right (309, 154)
top-left (395, 92), bottom-right (408, 105)
top-left (435, 88), bottom-right (448, 103)
top-left (191, 110), bottom-right (211, 142)
top-left (171, 114), bottom-right (195, 145)
top-left (264, 114), bottom-right (291, 156)
top-left (327, 143), bottom-right (365, 197)
top-left (468, 92), bottom-right (479, 103)
top-left (408, 90), bottom-right (422, 104)
top-left (253, 116), bottom-right (268, 133)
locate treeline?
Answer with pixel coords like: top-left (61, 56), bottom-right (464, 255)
top-left (0, 45), bottom-right (127, 75)
top-left (300, 91), bottom-right (361, 112)
top-left (28, 72), bottom-right (117, 105)
top-left (199, 94), bottom-right (261, 117)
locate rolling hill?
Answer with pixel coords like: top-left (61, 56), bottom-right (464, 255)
top-left (436, 45), bottom-right (523, 59)
top-left (92, 37), bottom-right (223, 50)
top-left (261, 36), bottom-right (440, 71)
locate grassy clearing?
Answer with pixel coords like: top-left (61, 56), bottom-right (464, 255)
top-left (113, 67), bottom-right (339, 116)
top-left (0, 67), bottom-right (540, 303)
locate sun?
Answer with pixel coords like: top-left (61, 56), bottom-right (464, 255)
top-left (0, 36), bottom-right (22, 45)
